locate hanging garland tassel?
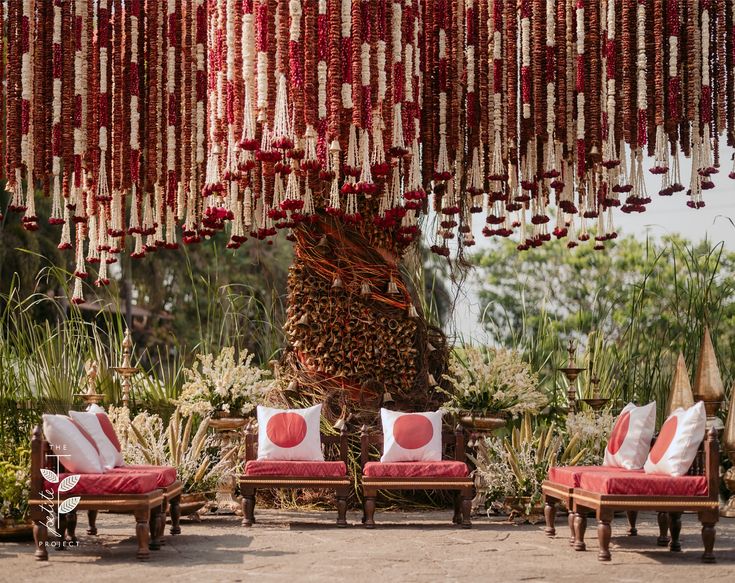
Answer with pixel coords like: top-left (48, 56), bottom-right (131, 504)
top-left (1, 0), bottom-right (735, 274)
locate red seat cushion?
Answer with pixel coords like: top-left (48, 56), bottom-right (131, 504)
top-left (578, 470), bottom-right (708, 497)
top-left (363, 461), bottom-right (469, 479)
top-left (244, 460), bottom-right (348, 478)
top-left (547, 465), bottom-right (633, 488)
top-left (44, 471), bottom-right (159, 495)
top-left (111, 465), bottom-right (178, 487)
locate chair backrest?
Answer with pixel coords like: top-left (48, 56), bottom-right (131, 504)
top-left (30, 425), bottom-right (61, 500)
top-left (242, 421), bottom-right (350, 465)
top-left (358, 424), bottom-right (467, 468)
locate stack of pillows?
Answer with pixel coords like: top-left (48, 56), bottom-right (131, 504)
top-left (603, 400), bottom-right (707, 476)
top-left (42, 405), bottom-right (125, 473)
top-left (255, 404), bottom-right (445, 462)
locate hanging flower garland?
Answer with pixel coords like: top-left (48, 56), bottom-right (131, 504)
top-left (2, 0), bottom-right (735, 278)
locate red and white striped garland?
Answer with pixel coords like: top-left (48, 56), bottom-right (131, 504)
top-left (49, 0), bottom-right (63, 226)
top-left (16, 0), bottom-right (32, 218)
top-left (4, 0), bottom-right (735, 273)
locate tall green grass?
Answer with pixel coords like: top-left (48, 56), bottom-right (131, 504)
top-left (477, 238), bottom-right (734, 424)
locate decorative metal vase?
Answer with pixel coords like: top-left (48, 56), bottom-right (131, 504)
top-left (209, 416), bottom-right (248, 431)
top-left (179, 493), bottom-right (208, 519)
top-left (503, 496), bottom-right (545, 523)
top-left (458, 414), bottom-right (507, 432)
top-left (209, 417), bottom-right (246, 515)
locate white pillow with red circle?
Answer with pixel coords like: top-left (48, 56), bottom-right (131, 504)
top-left (603, 401), bottom-right (656, 470)
top-left (42, 414), bottom-right (106, 474)
top-left (69, 409), bottom-right (124, 469)
top-left (256, 404), bottom-right (324, 461)
top-left (644, 401), bottom-right (706, 476)
top-left (380, 408), bottom-right (443, 463)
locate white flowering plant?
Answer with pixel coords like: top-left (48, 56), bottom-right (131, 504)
top-left (0, 448), bottom-right (30, 522)
top-left (175, 347), bottom-right (272, 419)
top-left (439, 346), bottom-right (547, 418)
top-left (109, 405), bottom-right (235, 494)
top-left (565, 409), bottom-right (615, 466)
top-left (473, 415), bottom-right (589, 517)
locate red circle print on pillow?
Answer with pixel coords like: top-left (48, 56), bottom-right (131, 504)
top-left (393, 414), bottom-right (434, 450)
top-left (649, 416), bottom-right (679, 465)
top-left (607, 411), bottom-right (631, 455)
top-left (266, 412), bottom-right (308, 448)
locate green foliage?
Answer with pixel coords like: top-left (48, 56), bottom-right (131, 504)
top-left (473, 414), bottom-right (591, 515)
top-left (474, 234), bottom-right (735, 422)
top-left (0, 448), bottom-right (30, 520)
top-left (439, 346), bottom-right (546, 417)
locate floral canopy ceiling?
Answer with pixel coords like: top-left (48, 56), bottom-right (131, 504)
top-left (2, 0), bottom-right (735, 302)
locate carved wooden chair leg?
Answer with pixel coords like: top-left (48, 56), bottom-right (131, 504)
top-left (452, 492), bottom-right (461, 525)
top-left (65, 510), bottom-right (78, 544)
top-left (668, 512), bottom-right (682, 552)
top-left (543, 496), bottom-right (557, 536)
top-left (567, 510), bottom-right (576, 546)
top-left (698, 510), bottom-right (717, 563)
top-left (364, 494), bottom-right (377, 529)
top-left (87, 509), bottom-right (98, 535)
top-left (460, 490), bottom-right (472, 529)
top-left (241, 489), bottom-right (255, 527)
top-left (656, 511), bottom-right (670, 546)
top-left (573, 510), bottom-right (588, 551)
top-left (134, 509), bottom-right (151, 560)
top-left (33, 518), bottom-right (49, 561)
top-left (625, 510), bottom-right (638, 536)
top-left (149, 506), bottom-right (163, 550)
top-left (336, 489), bottom-right (348, 528)
top-left (597, 510), bottom-right (614, 562)
top-left (169, 494), bottom-right (182, 535)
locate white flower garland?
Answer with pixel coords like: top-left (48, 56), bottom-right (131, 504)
top-left (18, 0), bottom-right (32, 215)
top-left (391, 0), bottom-right (404, 153)
top-left (195, 0), bottom-right (206, 168)
top-left (521, 1), bottom-right (531, 119)
top-left (50, 0), bottom-right (63, 223)
top-left (340, 0), bottom-right (352, 108)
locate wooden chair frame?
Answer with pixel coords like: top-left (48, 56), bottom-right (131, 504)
top-left (359, 424), bottom-right (474, 528)
top-left (549, 427), bottom-right (720, 562)
top-left (541, 483), bottom-right (663, 547)
top-left (86, 479), bottom-right (183, 541)
top-left (238, 424), bottom-right (351, 527)
top-left (28, 426), bottom-right (166, 561)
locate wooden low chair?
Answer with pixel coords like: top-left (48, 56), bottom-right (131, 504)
top-left (542, 469), bottom-right (669, 546)
top-left (28, 426), bottom-right (166, 560)
top-left (569, 428), bottom-right (720, 562)
top-left (359, 424), bottom-right (474, 528)
top-left (239, 423), bottom-right (351, 527)
top-left (86, 468), bottom-right (183, 541)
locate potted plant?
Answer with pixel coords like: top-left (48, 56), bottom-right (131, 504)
top-left (109, 406), bottom-right (237, 517)
top-left (175, 347), bottom-right (272, 421)
top-left (0, 448), bottom-right (32, 540)
top-left (439, 346), bottom-right (547, 430)
top-left (472, 415), bottom-right (592, 522)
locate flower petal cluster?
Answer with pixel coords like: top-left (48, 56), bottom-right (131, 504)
top-left (440, 346), bottom-right (546, 417)
top-left (175, 347), bottom-right (272, 418)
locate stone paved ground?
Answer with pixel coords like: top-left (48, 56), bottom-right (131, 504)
top-left (1, 510), bottom-right (733, 583)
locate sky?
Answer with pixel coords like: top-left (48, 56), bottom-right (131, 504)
top-left (440, 145), bottom-right (735, 341)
